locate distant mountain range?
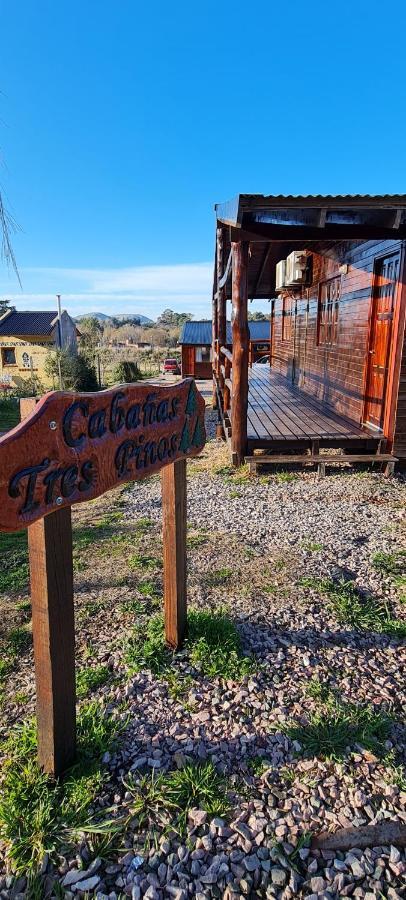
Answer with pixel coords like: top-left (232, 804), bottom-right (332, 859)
top-left (75, 312), bottom-right (154, 325)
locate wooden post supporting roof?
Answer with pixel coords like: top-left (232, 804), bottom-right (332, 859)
top-left (212, 286), bottom-right (218, 409)
top-left (217, 227), bottom-right (227, 394)
top-left (231, 241), bottom-right (249, 466)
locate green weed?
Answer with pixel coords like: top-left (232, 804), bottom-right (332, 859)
top-left (16, 598), bottom-right (31, 617)
top-left (0, 659), bottom-right (13, 683)
top-left (0, 703), bottom-right (126, 874)
top-left (187, 530), bottom-right (209, 549)
top-left (372, 550), bottom-right (405, 577)
top-left (302, 541), bottom-right (324, 552)
top-left (119, 597), bottom-right (145, 615)
top-left (274, 471), bottom-right (297, 483)
top-left (76, 666), bottom-right (111, 699)
top-left (125, 761), bottom-right (228, 835)
top-left (187, 609), bottom-right (255, 680)
top-left (0, 531), bottom-right (29, 593)
top-left (6, 626), bottom-right (32, 656)
top-left (128, 553), bottom-right (161, 571)
top-left (13, 691), bottom-right (29, 705)
top-left (134, 517), bottom-right (154, 534)
top-left (325, 579), bottom-right (406, 636)
top-left (305, 677), bottom-right (337, 706)
top-left (125, 609), bottom-right (255, 682)
top-left (247, 756), bottom-right (270, 776)
top-left (284, 703), bottom-right (393, 761)
top-left (204, 567), bottom-right (233, 587)
top-left (299, 575), bottom-right (329, 591)
top-left (164, 672), bottom-right (193, 702)
top-left (138, 580), bottom-right (160, 598)
top-left (125, 615), bottom-right (172, 674)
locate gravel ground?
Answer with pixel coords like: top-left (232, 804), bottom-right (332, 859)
top-left (1, 395), bottom-right (405, 899)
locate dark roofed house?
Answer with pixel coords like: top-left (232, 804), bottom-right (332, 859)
top-left (179, 319), bottom-right (270, 378)
top-left (0, 308), bottom-right (78, 390)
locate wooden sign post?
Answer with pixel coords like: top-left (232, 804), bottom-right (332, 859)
top-left (0, 379), bottom-right (206, 776)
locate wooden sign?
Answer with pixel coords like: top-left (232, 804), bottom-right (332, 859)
top-left (0, 379), bottom-right (205, 531)
top-left (0, 380), bottom-right (206, 777)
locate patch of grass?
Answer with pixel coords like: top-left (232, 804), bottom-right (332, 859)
top-left (274, 471), bottom-right (297, 483)
top-left (372, 551), bottom-right (406, 603)
top-left (76, 666), bottom-right (111, 699)
top-left (0, 531), bottom-right (29, 593)
top-left (164, 672), bottom-right (193, 702)
top-left (0, 658), bottom-right (13, 683)
top-left (247, 756), bottom-right (270, 776)
top-left (301, 541), bottom-right (324, 552)
top-left (187, 530), bottom-right (209, 549)
top-left (187, 609), bottom-right (255, 680)
top-left (163, 762), bottom-right (229, 826)
top-left (372, 550), bottom-right (405, 577)
top-left (214, 464), bottom-right (234, 478)
top-left (0, 703), bottom-right (126, 874)
top-left (214, 463), bottom-right (250, 486)
top-left (119, 597), bottom-right (146, 615)
top-left (78, 600), bottom-right (100, 620)
top-left (383, 754), bottom-right (406, 792)
top-left (16, 598), bottom-right (31, 617)
top-left (205, 567), bottom-right (233, 587)
top-left (13, 691), bottom-right (29, 705)
top-left (6, 626), bottom-right (32, 657)
top-left (279, 766), bottom-right (297, 786)
top-left (305, 677), bottom-right (337, 706)
top-left (128, 553), bottom-right (161, 571)
top-left (125, 609), bottom-right (255, 682)
top-left (134, 517), bottom-right (154, 534)
top-left (325, 579), bottom-right (406, 636)
top-left (82, 640), bottom-right (96, 660)
top-left (138, 579), bottom-right (161, 599)
top-left (284, 702), bottom-right (393, 761)
top-left (125, 761), bottom-right (228, 835)
top-left (125, 615), bottom-right (172, 675)
top-left (298, 575), bottom-right (328, 591)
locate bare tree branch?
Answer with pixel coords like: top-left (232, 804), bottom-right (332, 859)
top-left (0, 186), bottom-right (22, 288)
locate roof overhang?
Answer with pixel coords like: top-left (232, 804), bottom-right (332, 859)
top-left (215, 193), bottom-right (406, 240)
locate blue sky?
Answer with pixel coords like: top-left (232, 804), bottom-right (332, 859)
top-left (1, 0), bottom-right (405, 320)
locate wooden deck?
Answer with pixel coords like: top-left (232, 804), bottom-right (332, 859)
top-left (247, 367), bottom-right (381, 452)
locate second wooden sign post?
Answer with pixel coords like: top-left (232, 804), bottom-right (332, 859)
top-left (3, 380), bottom-right (206, 776)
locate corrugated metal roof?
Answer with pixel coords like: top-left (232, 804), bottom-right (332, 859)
top-left (179, 320), bottom-right (269, 345)
top-left (215, 193), bottom-right (406, 226)
top-left (0, 310), bottom-right (58, 336)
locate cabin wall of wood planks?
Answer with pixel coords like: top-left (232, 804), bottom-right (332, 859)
top-left (270, 239), bottom-right (406, 452)
top-left (181, 346), bottom-right (212, 379)
top-left (394, 324), bottom-right (406, 456)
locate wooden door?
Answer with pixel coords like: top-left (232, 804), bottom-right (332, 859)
top-left (181, 346), bottom-right (195, 376)
top-left (364, 252), bottom-right (400, 429)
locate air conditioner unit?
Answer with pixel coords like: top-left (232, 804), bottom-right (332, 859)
top-left (275, 259), bottom-right (287, 292)
top-left (285, 250), bottom-right (308, 286)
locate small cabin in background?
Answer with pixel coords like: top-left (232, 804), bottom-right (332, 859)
top-left (179, 319), bottom-right (270, 378)
top-left (212, 194), bottom-right (406, 470)
top-left (0, 309), bottom-right (78, 391)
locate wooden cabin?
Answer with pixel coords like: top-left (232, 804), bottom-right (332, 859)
top-left (212, 194), bottom-right (406, 470)
top-left (179, 319), bottom-right (270, 379)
